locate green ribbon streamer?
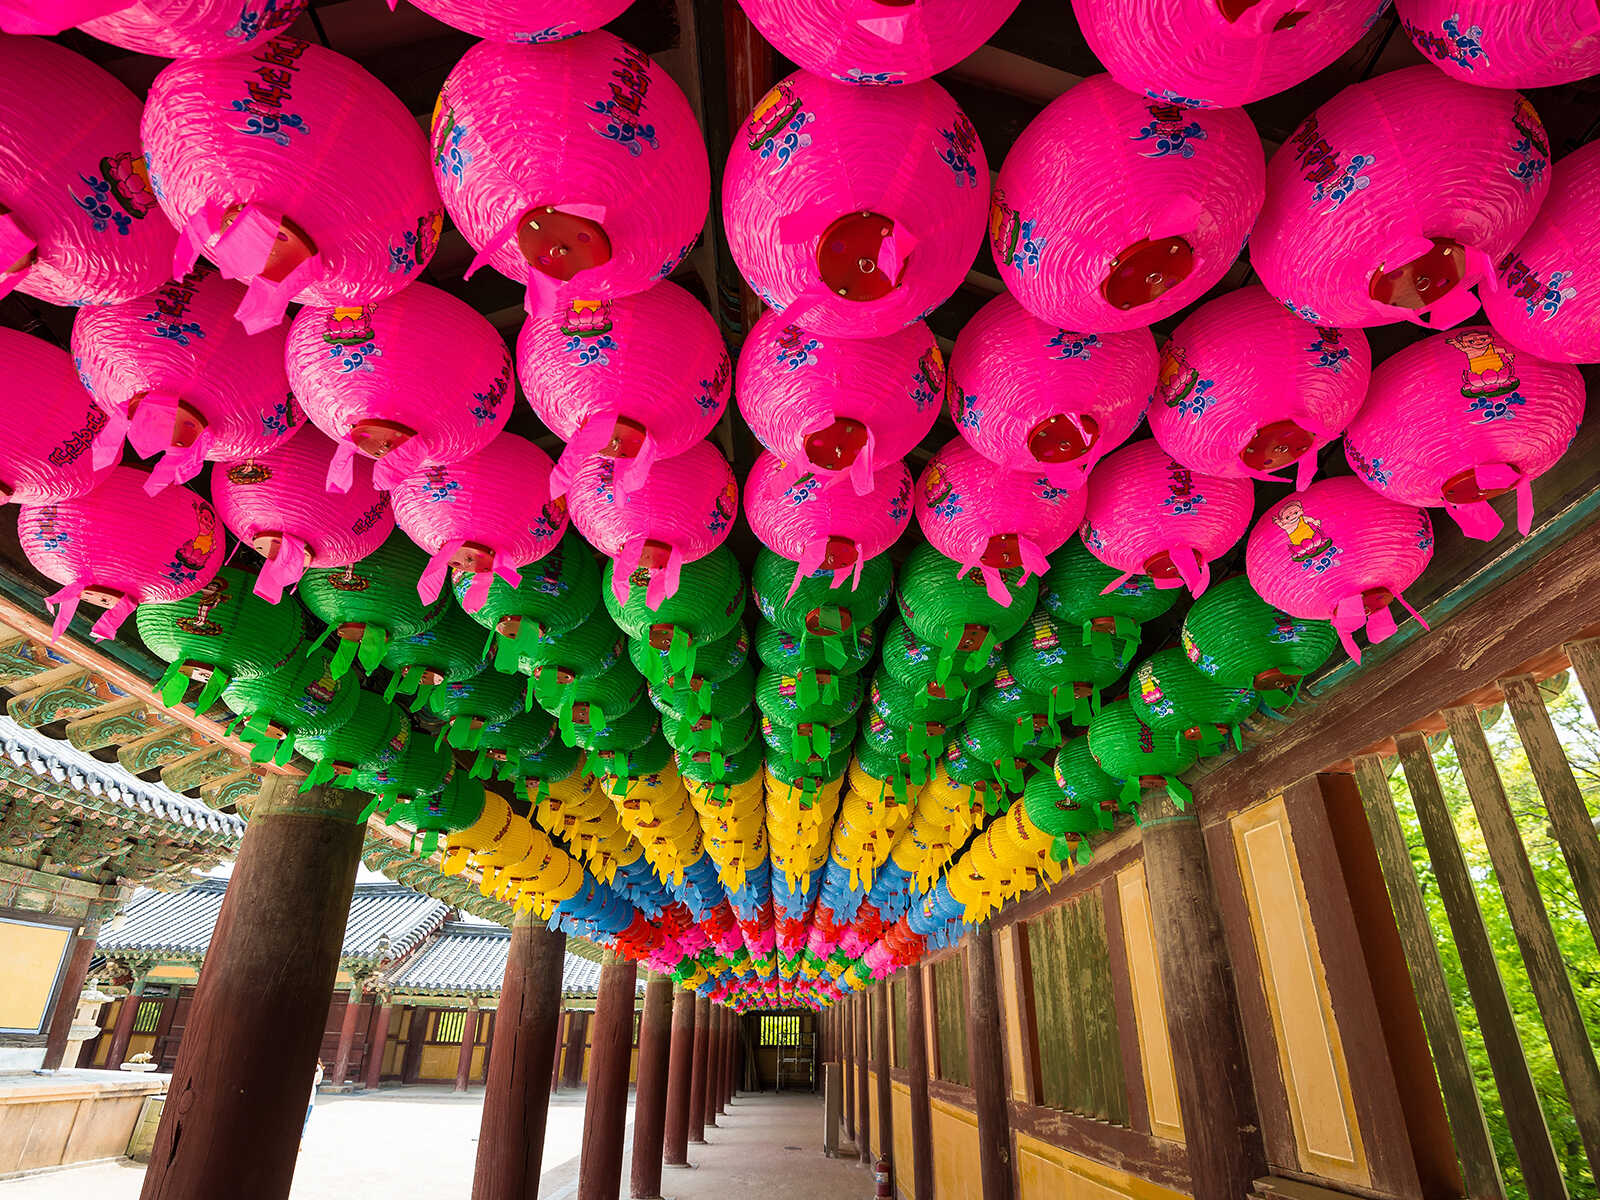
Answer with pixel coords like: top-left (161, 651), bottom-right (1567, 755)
top-left (1165, 775), bottom-right (1193, 810)
top-left (273, 736), bottom-right (295, 766)
top-left (330, 635), bottom-right (360, 680)
top-left (192, 667), bottom-right (229, 717)
top-left (358, 624), bottom-right (389, 673)
top-left (156, 662), bottom-right (189, 709)
top-left (300, 759), bottom-right (337, 792)
top-left (307, 623), bottom-right (335, 655)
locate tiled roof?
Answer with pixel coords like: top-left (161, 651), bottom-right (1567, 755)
top-left (100, 878), bottom-right (449, 963)
top-left (0, 713), bottom-right (246, 839)
top-left (385, 921), bottom-right (648, 999)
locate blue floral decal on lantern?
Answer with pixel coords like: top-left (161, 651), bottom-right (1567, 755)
top-left (388, 211), bottom-right (441, 276)
top-left (1401, 13), bottom-right (1488, 71)
top-left (887, 482), bottom-right (910, 523)
top-left (1033, 478), bottom-right (1075, 503)
top-left (1305, 327), bottom-right (1352, 371)
top-left (930, 491), bottom-right (963, 520)
top-left (653, 238), bottom-right (697, 280)
top-left (435, 116), bottom-right (473, 187)
top-left (1162, 491), bottom-right (1207, 516)
top-left (1348, 443), bottom-right (1392, 488)
top-left (142, 152), bottom-right (165, 202)
top-left (72, 173), bottom-right (134, 235)
top-left (909, 366), bottom-right (940, 413)
top-left (1081, 524), bottom-right (1105, 552)
top-left (1469, 389), bottom-right (1526, 422)
top-left (142, 312), bottom-right (205, 346)
top-left (227, 0), bottom-right (296, 42)
top-left (1132, 104), bottom-right (1207, 159)
top-left (229, 100), bottom-right (309, 146)
top-left (836, 67), bottom-right (905, 85)
top-left (1298, 543), bottom-right (1340, 574)
top-left (1047, 330), bottom-right (1100, 361)
top-left (1312, 153), bottom-right (1375, 213)
top-left (955, 393), bottom-right (981, 431)
top-left (775, 327), bottom-right (820, 372)
top-left (1144, 87), bottom-right (1213, 110)
top-left (261, 394), bottom-right (297, 436)
top-left (420, 470), bottom-right (459, 504)
top-left (470, 364), bottom-right (510, 426)
top-left (1267, 613), bottom-right (1307, 644)
top-left (935, 115), bottom-right (981, 187)
top-left (1008, 219), bottom-right (1048, 273)
top-left (784, 475), bottom-right (822, 507)
top-left (589, 99), bottom-right (658, 157)
top-left (30, 512), bottom-right (70, 553)
top-left (1114, 577), bottom-right (1152, 598)
top-left (1528, 269), bottom-right (1577, 319)
top-left (758, 110), bottom-right (816, 175)
top-left (1174, 377), bottom-right (1217, 419)
top-left (1281, 297), bottom-right (1323, 322)
top-left (329, 340), bottom-right (381, 374)
top-left (564, 333), bottom-right (618, 366)
top-left (511, 23), bottom-right (575, 42)
top-left (1507, 152), bottom-right (1546, 191)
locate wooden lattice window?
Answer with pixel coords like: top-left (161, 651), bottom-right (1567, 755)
top-left (131, 998), bottom-right (163, 1034)
top-left (433, 1009), bottom-right (467, 1044)
top-left (1025, 890), bottom-right (1130, 1125)
top-left (891, 978), bottom-right (908, 1070)
top-left (931, 953), bottom-right (969, 1087)
top-left (760, 1014), bottom-right (800, 1046)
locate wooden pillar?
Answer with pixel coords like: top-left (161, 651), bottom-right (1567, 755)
top-left (687, 995), bottom-right (710, 1144)
top-left (662, 987), bottom-right (696, 1167)
top-left (42, 928), bottom-right (98, 1070)
top-left (873, 981), bottom-right (893, 1184)
top-left (1140, 788), bottom-right (1266, 1200)
top-left (562, 1009), bottom-right (588, 1089)
top-left (842, 997), bottom-right (855, 1141)
top-left (552, 1010), bottom-right (567, 1093)
top-left (105, 972), bottom-right (146, 1069)
top-left (854, 989), bottom-right (871, 1164)
top-left (963, 926), bottom-right (1013, 1200)
top-left (714, 1007), bottom-right (728, 1116)
top-left (579, 951), bottom-right (638, 1200)
top-left (472, 914), bottom-right (567, 1200)
top-left (905, 966), bottom-right (934, 1200)
top-left (330, 985), bottom-right (365, 1086)
top-left (629, 973), bottom-right (673, 1199)
top-left (455, 1000), bottom-right (481, 1093)
top-left (724, 1012), bottom-right (738, 1103)
top-left (139, 776), bottom-right (367, 1200)
top-left (703, 1005), bottom-right (721, 1127)
top-left (362, 1000), bottom-right (393, 1090)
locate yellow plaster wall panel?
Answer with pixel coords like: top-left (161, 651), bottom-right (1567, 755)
top-left (1015, 1132), bottom-right (1191, 1200)
top-left (145, 966), bottom-right (198, 984)
top-left (929, 1097), bottom-right (982, 1200)
top-left (1114, 864), bottom-right (1183, 1144)
top-left (0, 919), bottom-right (70, 1032)
top-left (891, 1080), bottom-right (914, 1199)
top-left (1232, 798), bottom-right (1368, 1187)
top-left (418, 1044), bottom-right (458, 1080)
top-left (995, 924), bottom-right (1029, 1103)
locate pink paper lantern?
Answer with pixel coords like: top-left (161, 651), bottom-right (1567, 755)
top-left (19, 467), bottom-right (223, 640)
top-left (566, 441), bottom-right (738, 609)
top-left (915, 437), bottom-right (1086, 604)
top-left (1482, 141), bottom-right (1600, 364)
top-left (1, 0), bottom-right (307, 54)
top-left (0, 35), bottom-right (174, 307)
top-left (744, 449), bottom-right (911, 593)
top-left (733, 0), bottom-right (1020, 85)
top-left (1344, 326), bottom-right (1583, 540)
top-left (0, 328), bottom-right (113, 505)
top-left (1071, 0), bottom-right (1380, 109)
top-left (286, 282), bottom-right (513, 494)
top-left (391, 433), bottom-right (569, 612)
top-left (990, 74), bottom-right (1263, 333)
top-left (213, 427), bottom-right (395, 603)
top-left (1397, 0), bottom-right (1600, 89)
top-left (736, 307), bottom-right (941, 493)
top-left (407, 0), bottom-right (630, 42)
top-left (948, 291), bottom-right (1156, 492)
top-left (1252, 68), bottom-right (1551, 330)
top-left (431, 32), bottom-right (709, 318)
top-left (1079, 439), bottom-right (1253, 597)
top-left (144, 36), bottom-right (442, 333)
top-left (72, 263), bottom-right (298, 495)
top-left (1148, 285), bottom-right (1371, 489)
top-left (723, 73), bottom-right (988, 338)
top-left (517, 281), bottom-right (731, 499)
top-left (1246, 477), bottom-right (1433, 663)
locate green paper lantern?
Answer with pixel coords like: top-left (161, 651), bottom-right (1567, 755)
top-left (753, 618), bottom-right (875, 676)
top-left (425, 665), bottom-right (526, 750)
top-left (473, 708), bottom-right (559, 780)
top-left (590, 730), bottom-right (674, 781)
top-left (569, 693), bottom-right (659, 755)
top-left (519, 739), bottom-right (586, 798)
top-left (136, 568), bottom-right (306, 713)
top-left (1086, 699), bottom-right (1199, 809)
top-left (760, 711), bottom-right (858, 766)
top-left (897, 544), bottom-right (1037, 680)
top-left (379, 602), bottom-right (488, 705)
top-left (351, 717), bottom-right (451, 808)
top-left (393, 771), bottom-right (486, 854)
top-left (650, 661), bottom-right (756, 724)
top-left (755, 666), bottom-right (865, 728)
top-left (221, 648), bottom-right (360, 764)
top-left (858, 702), bottom-right (947, 768)
top-left (879, 617), bottom-right (1001, 703)
top-left (1180, 576), bottom-right (1338, 704)
top-left (662, 703), bottom-right (757, 757)
top-left (603, 548), bottom-right (745, 684)
top-left (751, 549), bottom-right (892, 670)
top-left (300, 533), bottom-right (445, 679)
top-left (632, 621), bottom-right (750, 696)
top-left (1005, 609), bottom-right (1133, 727)
top-left (979, 666), bottom-right (1064, 754)
top-left (532, 656), bottom-right (645, 747)
top-left (1127, 647), bottom-right (1257, 754)
top-left (1020, 770), bottom-right (1103, 866)
top-left (455, 531), bottom-right (601, 672)
top-left (1039, 539), bottom-right (1176, 662)
top-left (297, 688), bottom-right (404, 790)
top-left (675, 735), bottom-right (764, 789)
top-left (949, 710), bottom-right (1046, 797)
top-left (517, 605), bottom-right (628, 681)
top-left (761, 742), bottom-right (849, 791)
top-left (852, 743), bottom-right (934, 797)
top-left (869, 671), bottom-right (967, 727)
top-left (1052, 735), bottom-right (1124, 815)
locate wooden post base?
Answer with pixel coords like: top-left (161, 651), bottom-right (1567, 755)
top-left (578, 951), bottom-right (638, 1200)
top-left (630, 974), bottom-right (672, 1199)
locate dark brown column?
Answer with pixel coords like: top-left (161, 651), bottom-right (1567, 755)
top-left (562, 1009), bottom-right (588, 1089)
top-left (687, 995), bottom-right (710, 1144)
top-left (455, 1000), bottom-right (480, 1093)
top-left (905, 966), bottom-right (934, 1200)
top-left (552, 1010), bottom-right (567, 1093)
top-left (473, 914), bottom-right (567, 1200)
top-left (1140, 788), bottom-right (1266, 1200)
top-left (330, 986), bottom-right (365, 1086)
top-left (139, 776), bottom-right (367, 1200)
top-left (362, 1000), bottom-right (393, 1090)
top-left (854, 990), bottom-right (871, 1164)
top-left (842, 997), bottom-right (855, 1141)
top-left (964, 925), bottom-right (1013, 1200)
top-left (873, 981), bottom-right (893, 1183)
top-left (662, 987), bottom-right (696, 1166)
top-left (105, 972), bottom-right (146, 1069)
top-left (578, 950), bottom-right (638, 1200)
top-left (724, 1013), bottom-right (738, 1103)
top-left (703, 1005), bottom-right (721, 1127)
top-left (713, 1007), bottom-right (728, 1116)
top-left (42, 928), bottom-right (97, 1070)
top-left (629, 972), bottom-right (673, 1199)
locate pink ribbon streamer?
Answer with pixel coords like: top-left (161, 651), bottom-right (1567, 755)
top-left (90, 404), bottom-right (130, 471)
top-left (47, 582), bottom-right (85, 642)
top-left (369, 433), bottom-right (432, 491)
top-left (0, 212), bottom-right (35, 301)
top-left (551, 411), bottom-right (619, 500)
top-left (644, 543), bottom-right (684, 612)
top-left (90, 594), bottom-right (136, 642)
top-left (325, 441), bottom-right (358, 494)
top-left (1444, 463), bottom-right (1524, 541)
top-left (253, 533), bottom-right (309, 603)
top-left (788, 539), bottom-right (827, 601)
top-left (416, 539), bottom-right (464, 604)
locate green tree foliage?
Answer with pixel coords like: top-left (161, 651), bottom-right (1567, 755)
top-left (1385, 677), bottom-right (1600, 1200)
